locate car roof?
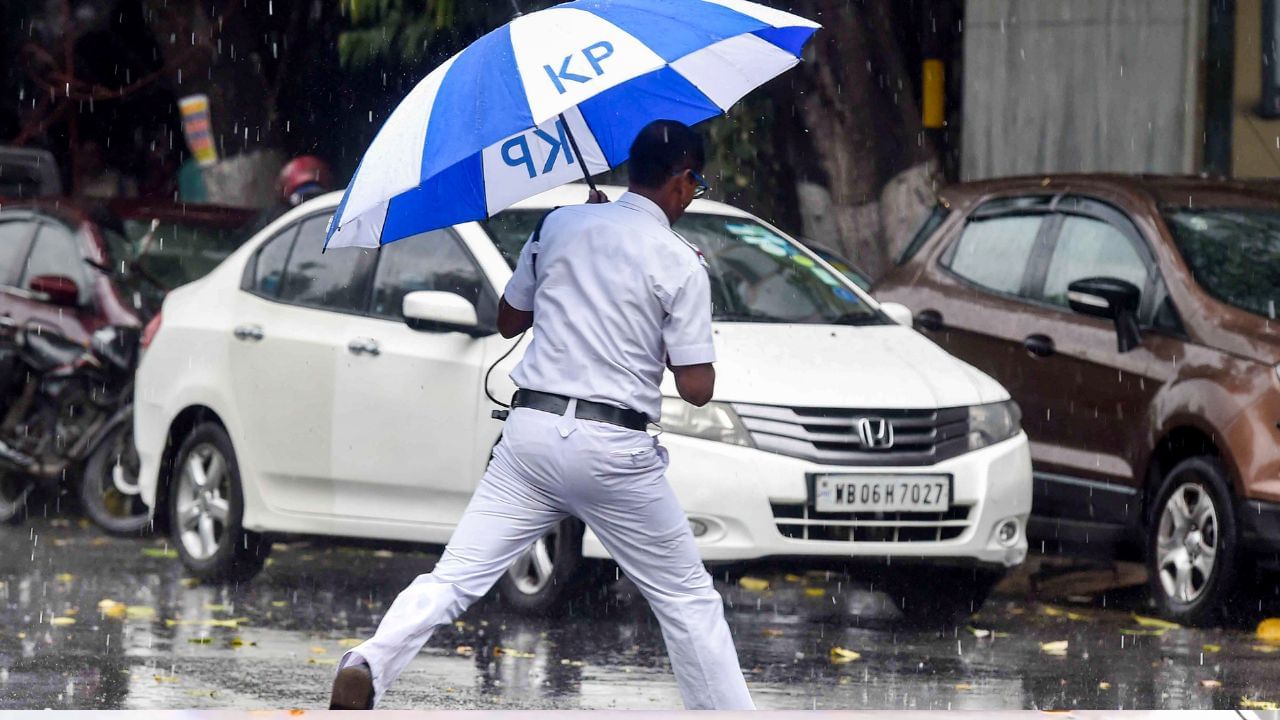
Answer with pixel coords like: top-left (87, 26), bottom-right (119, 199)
top-left (940, 174), bottom-right (1280, 211)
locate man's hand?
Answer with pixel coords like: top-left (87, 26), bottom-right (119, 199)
top-left (497, 297), bottom-right (534, 338)
top-left (670, 362), bottom-right (715, 407)
top-left (586, 188), bottom-right (609, 204)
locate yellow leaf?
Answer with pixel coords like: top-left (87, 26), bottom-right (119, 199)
top-left (966, 626), bottom-right (991, 639)
top-left (1256, 618), bottom-right (1280, 642)
top-left (559, 659), bottom-right (585, 667)
top-left (1040, 640), bottom-right (1068, 656)
top-left (179, 578), bottom-right (199, 588)
top-left (338, 638), bottom-right (362, 648)
top-left (1121, 628), bottom-right (1168, 637)
top-left (1203, 644), bottom-right (1222, 653)
top-left (230, 637), bottom-right (248, 648)
top-left (783, 574), bottom-right (803, 583)
top-left (153, 675), bottom-right (179, 683)
top-left (126, 606), bottom-right (156, 620)
top-left (955, 683), bottom-right (973, 691)
top-left (804, 588), bottom-right (825, 598)
top-left (50, 617), bottom-right (75, 626)
top-left (738, 577), bottom-right (770, 592)
top-left (496, 647), bottom-right (535, 659)
top-left (188, 637), bottom-right (213, 644)
top-left (204, 604), bottom-right (230, 612)
top-left (762, 628), bottom-right (785, 638)
top-left (98, 600), bottom-right (127, 620)
top-left (307, 658), bottom-right (337, 666)
top-left (271, 601), bottom-right (288, 608)
top-left (206, 617), bottom-right (248, 629)
top-left (310, 646), bottom-right (327, 654)
top-left (16, 632), bottom-right (25, 640)
top-left (1252, 644), bottom-right (1279, 654)
top-left (1201, 679), bottom-right (1222, 688)
top-left (1066, 612), bottom-right (1089, 622)
top-left (829, 647), bottom-right (861, 663)
top-left (55, 573), bottom-right (74, 583)
top-left (1241, 697), bottom-right (1280, 710)
top-left (1098, 682), bottom-right (1112, 690)
top-left (1132, 614), bottom-right (1181, 630)
top-left (455, 645), bottom-right (474, 657)
top-left (1041, 606), bottom-right (1065, 617)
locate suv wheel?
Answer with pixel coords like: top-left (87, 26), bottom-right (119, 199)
top-left (168, 423), bottom-right (270, 583)
top-left (495, 518), bottom-right (602, 614)
top-left (882, 567), bottom-right (1003, 628)
top-left (1147, 457), bottom-right (1238, 626)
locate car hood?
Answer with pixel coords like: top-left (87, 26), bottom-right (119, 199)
top-left (663, 323), bottom-right (1010, 410)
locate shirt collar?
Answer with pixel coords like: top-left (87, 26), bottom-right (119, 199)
top-left (615, 191), bottom-right (671, 229)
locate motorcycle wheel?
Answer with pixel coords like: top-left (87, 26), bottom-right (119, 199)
top-left (0, 469), bottom-right (34, 524)
top-left (80, 423), bottom-right (151, 536)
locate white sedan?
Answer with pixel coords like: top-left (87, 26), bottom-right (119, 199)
top-left (134, 184), bottom-right (1031, 622)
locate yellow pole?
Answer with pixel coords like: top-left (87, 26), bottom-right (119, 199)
top-left (922, 59), bottom-right (945, 129)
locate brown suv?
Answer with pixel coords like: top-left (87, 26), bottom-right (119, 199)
top-left (875, 175), bottom-right (1280, 624)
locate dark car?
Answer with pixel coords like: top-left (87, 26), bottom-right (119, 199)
top-left (0, 199), bottom-right (256, 345)
top-left (875, 174), bottom-right (1280, 624)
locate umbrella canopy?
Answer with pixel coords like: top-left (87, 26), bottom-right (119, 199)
top-left (324, 0), bottom-right (819, 250)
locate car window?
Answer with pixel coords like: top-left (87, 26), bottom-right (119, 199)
top-left (21, 223), bottom-right (91, 304)
top-left (277, 215), bottom-right (377, 313)
top-left (244, 225), bottom-right (298, 298)
top-left (946, 215), bottom-right (1042, 296)
top-left (1041, 216), bottom-right (1149, 308)
top-left (1163, 207), bottom-right (1280, 320)
top-left (370, 229), bottom-right (492, 323)
top-left (898, 203), bottom-right (949, 265)
top-left (0, 220), bottom-right (35, 286)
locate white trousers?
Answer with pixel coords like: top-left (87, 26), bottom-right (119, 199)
top-left (339, 404), bottom-right (754, 710)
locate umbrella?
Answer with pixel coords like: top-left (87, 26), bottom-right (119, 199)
top-left (324, 0), bottom-right (819, 250)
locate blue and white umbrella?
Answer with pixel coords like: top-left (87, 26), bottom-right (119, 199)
top-left (324, 0), bottom-right (819, 250)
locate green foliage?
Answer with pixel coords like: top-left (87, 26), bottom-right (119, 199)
top-left (337, 0), bottom-right (458, 68)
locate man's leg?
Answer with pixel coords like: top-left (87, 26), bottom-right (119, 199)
top-left (336, 440), bottom-right (566, 707)
top-left (569, 443), bottom-right (753, 710)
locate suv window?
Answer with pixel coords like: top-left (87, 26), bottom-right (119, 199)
top-left (370, 228), bottom-right (494, 324)
top-left (898, 203), bottom-right (949, 265)
top-left (22, 223), bottom-right (91, 304)
top-left (0, 220), bottom-right (35, 286)
top-left (946, 215), bottom-right (1043, 296)
top-left (277, 215), bottom-right (377, 313)
top-left (1041, 216), bottom-right (1149, 307)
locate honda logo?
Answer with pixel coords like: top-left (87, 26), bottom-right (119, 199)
top-left (855, 417), bottom-right (894, 449)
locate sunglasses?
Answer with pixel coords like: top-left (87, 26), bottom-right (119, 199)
top-left (674, 169), bottom-right (709, 199)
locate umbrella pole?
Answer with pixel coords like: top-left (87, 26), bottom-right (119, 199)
top-left (558, 113), bottom-right (598, 194)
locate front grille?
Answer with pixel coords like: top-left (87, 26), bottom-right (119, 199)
top-left (772, 503), bottom-right (972, 543)
top-left (732, 403), bottom-right (969, 466)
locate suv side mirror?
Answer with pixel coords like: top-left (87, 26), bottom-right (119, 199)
top-left (402, 291), bottom-right (492, 337)
top-left (1067, 277), bottom-right (1142, 353)
top-left (29, 275), bottom-right (81, 308)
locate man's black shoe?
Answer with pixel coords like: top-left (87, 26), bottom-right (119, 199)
top-left (329, 663), bottom-right (374, 710)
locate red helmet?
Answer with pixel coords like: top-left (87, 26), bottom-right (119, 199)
top-left (277, 155), bottom-right (334, 205)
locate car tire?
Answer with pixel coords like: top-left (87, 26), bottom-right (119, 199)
top-left (168, 422), bottom-right (270, 583)
top-left (494, 517), bottom-right (604, 615)
top-left (1146, 456), bottom-right (1239, 626)
top-left (0, 469), bottom-right (33, 524)
top-left (80, 423), bottom-right (152, 537)
top-left (881, 567), bottom-right (1003, 628)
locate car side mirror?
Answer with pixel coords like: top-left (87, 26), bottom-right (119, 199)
top-left (1067, 277), bottom-right (1142, 353)
top-left (29, 275), bottom-right (81, 308)
top-left (878, 301), bottom-right (913, 327)
top-left (402, 291), bottom-right (492, 337)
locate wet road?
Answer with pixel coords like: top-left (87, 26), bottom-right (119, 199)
top-left (2, 516), bottom-right (1279, 711)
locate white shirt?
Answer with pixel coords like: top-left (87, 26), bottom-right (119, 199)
top-left (503, 192), bottom-right (715, 421)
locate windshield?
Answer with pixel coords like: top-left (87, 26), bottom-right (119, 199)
top-left (1162, 207), bottom-right (1280, 320)
top-left (482, 210), bottom-right (884, 325)
top-left (119, 218), bottom-right (250, 289)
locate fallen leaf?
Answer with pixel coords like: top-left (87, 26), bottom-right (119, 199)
top-left (1252, 645), bottom-right (1279, 654)
top-left (1241, 697), bottom-right (1280, 710)
top-left (142, 547), bottom-right (178, 559)
top-left (966, 626), bottom-right (991, 639)
top-left (16, 632), bottom-right (25, 639)
top-left (1203, 644), bottom-right (1222, 653)
top-left (1201, 679), bottom-right (1222, 688)
top-left (559, 659), bottom-right (585, 667)
top-left (1098, 682), bottom-right (1112, 690)
top-left (230, 637), bottom-right (255, 648)
top-left (1121, 628), bottom-right (1168, 637)
top-left (204, 604), bottom-right (230, 612)
top-left (804, 588), bottom-right (825, 598)
top-left (50, 617), bottom-right (75, 626)
top-left (455, 645), bottom-right (474, 657)
top-left (338, 638), bottom-right (362, 648)
top-left (98, 600), bottom-right (127, 620)
top-left (307, 658), bottom-right (337, 666)
top-left (55, 573), bottom-right (74, 583)
top-left (783, 574), bottom-right (803, 583)
top-left (1132, 614), bottom-right (1181, 630)
top-left (1040, 640), bottom-right (1068, 656)
top-left (271, 600), bottom-right (288, 608)
top-left (954, 683), bottom-right (973, 691)
top-left (185, 689), bottom-right (218, 698)
top-left (762, 628), bottom-right (785, 638)
top-left (126, 606), bottom-right (156, 620)
top-left (188, 637), bottom-right (213, 644)
top-left (153, 675), bottom-right (179, 684)
top-left (738, 577), bottom-right (770, 592)
top-left (1256, 618), bottom-right (1280, 642)
top-left (1041, 606), bottom-right (1065, 617)
top-left (179, 578), bottom-right (200, 588)
top-left (829, 647), bottom-right (861, 663)
top-left (495, 647), bottom-right (535, 659)
top-left (1066, 612), bottom-right (1089, 622)
top-left (310, 646), bottom-right (327, 654)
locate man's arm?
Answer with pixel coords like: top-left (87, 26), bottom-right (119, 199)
top-left (497, 297), bottom-right (533, 338)
top-left (670, 362), bottom-right (715, 406)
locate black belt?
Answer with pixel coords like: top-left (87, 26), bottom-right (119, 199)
top-left (512, 389), bottom-right (649, 432)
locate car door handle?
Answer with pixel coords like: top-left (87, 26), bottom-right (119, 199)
top-left (916, 309), bottom-right (944, 332)
top-left (233, 324), bottom-right (264, 342)
top-left (347, 337), bottom-right (380, 357)
top-left (1023, 334), bottom-right (1055, 357)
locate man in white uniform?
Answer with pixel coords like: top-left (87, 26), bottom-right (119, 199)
top-left (330, 120), bottom-right (751, 710)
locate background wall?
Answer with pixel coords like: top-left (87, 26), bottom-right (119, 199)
top-left (962, 0), bottom-right (1202, 180)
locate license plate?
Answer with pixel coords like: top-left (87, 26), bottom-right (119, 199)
top-left (812, 475), bottom-right (951, 513)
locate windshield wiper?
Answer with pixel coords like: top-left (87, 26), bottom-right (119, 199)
top-left (831, 312), bottom-right (887, 326)
top-left (714, 311), bottom-right (785, 323)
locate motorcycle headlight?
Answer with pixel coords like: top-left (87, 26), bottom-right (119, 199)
top-left (659, 397), bottom-right (755, 448)
top-left (968, 400), bottom-right (1022, 451)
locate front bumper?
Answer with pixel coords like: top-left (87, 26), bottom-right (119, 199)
top-left (582, 431), bottom-right (1033, 568)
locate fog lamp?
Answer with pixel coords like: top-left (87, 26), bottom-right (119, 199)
top-left (689, 519), bottom-right (709, 538)
top-left (997, 519), bottom-right (1020, 547)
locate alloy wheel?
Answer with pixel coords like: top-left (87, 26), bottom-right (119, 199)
top-left (508, 525), bottom-right (561, 596)
top-left (1156, 481), bottom-right (1219, 604)
top-left (174, 443), bottom-right (232, 561)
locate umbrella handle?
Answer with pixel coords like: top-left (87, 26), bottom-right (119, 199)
top-left (558, 113), bottom-right (598, 194)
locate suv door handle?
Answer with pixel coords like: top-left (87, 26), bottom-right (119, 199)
top-left (1023, 334), bottom-right (1055, 357)
top-left (917, 309), bottom-right (944, 332)
top-left (233, 324), bottom-right (264, 342)
top-left (347, 337), bottom-right (381, 357)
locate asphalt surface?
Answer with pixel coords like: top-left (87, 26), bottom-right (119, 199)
top-left (2, 514), bottom-right (1280, 711)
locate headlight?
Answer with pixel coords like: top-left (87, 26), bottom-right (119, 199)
top-left (968, 400), bottom-right (1022, 451)
top-left (659, 397), bottom-right (755, 448)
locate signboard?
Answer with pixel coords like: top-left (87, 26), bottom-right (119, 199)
top-left (179, 94), bottom-right (219, 167)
